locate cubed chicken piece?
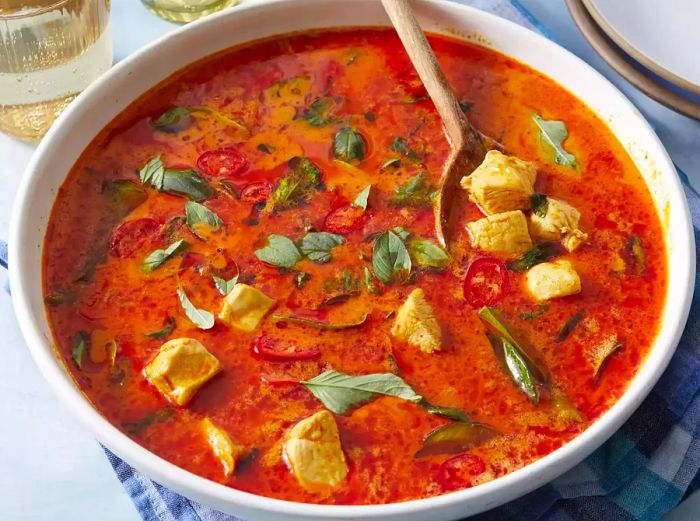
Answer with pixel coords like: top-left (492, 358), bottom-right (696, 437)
top-left (391, 288), bottom-right (442, 353)
top-left (467, 210), bottom-right (533, 256)
top-left (529, 197), bottom-right (588, 252)
top-left (283, 410), bottom-right (348, 492)
top-left (218, 283), bottom-right (276, 332)
top-left (460, 150), bottom-right (537, 214)
top-left (525, 260), bottom-right (581, 301)
top-left (202, 418), bottom-right (245, 479)
top-left (143, 338), bottom-right (221, 406)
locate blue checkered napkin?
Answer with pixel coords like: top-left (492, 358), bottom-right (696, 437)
top-left (73, 1), bottom-right (700, 519)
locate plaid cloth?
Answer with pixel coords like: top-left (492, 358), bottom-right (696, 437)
top-left (6, 0), bottom-right (700, 520)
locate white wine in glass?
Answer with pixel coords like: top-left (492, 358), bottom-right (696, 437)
top-left (0, 0), bottom-right (112, 141)
top-left (141, 0), bottom-right (240, 23)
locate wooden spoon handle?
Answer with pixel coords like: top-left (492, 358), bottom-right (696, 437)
top-left (381, 0), bottom-right (469, 147)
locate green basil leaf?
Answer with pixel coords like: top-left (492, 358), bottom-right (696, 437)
top-left (255, 234), bottom-right (301, 268)
top-left (272, 313), bottom-right (368, 330)
top-left (389, 137), bottom-right (422, 162)
top-left (102, 180), bottom-right (148, 216)
top-left (212, 274), bottom-right (238, 296)
top-left (409, 238), bottom-right (449, 269)
top-left (162, 169), bottom-right (214, 201)
top-left (257, 143), bottom-right (275, 154)
top-left (333, 127), bottom-right (366, 163)
top-left (372, 231), bottom-right (412, 284)
top-left (299, 232), bottom-right (345, 264)
top-left (177, 286), bottom-right (215, 330)
top-left (142, 239), bottom-right (188, 272)
top-left (381, 158), bottom-right (401, 170)
top-left (152, 106), bottom-right (248, 134)
top-left (185, 201), bottom-right (223, 239)
top-left (123, 407), bottom-right (174, 435)
top-left (507, 242), bottom-right (559, 272)
top-left (521, 304), bottom-right (548, 321)
top-left (389, 172), bottom-right (437, 208)
top-left (363, 266), bottom-right (380, 295)
top-left (588, 335), bottom-right (623, 380)
top-left (533, 114), bottom-right (577, 168)
top-left (144, 317), bottom-right (176, 339)
top-left (415, 422), bottom-right (496, 458)
top-left (530, 193), bottom-right (549, 218)
top-left (502, 337), bottom-right (538, 403)
top-left (139, 156), bottom-right (165, 190)
top-left (72, 330), bottom-right (89, 369)
top-left (300, 97), bottom-right (340, 127)
top-left (270, 157), bottom-right (323, 210)
top-left (324, 268), bottom-right (361, 295)
top-left (420, 400), bottom-right (472, 423)
top-left (555, 309), bottom-right (584, 343)
top-left (302, 370), bottom-right (422, 415)
top-left (352, 185), bottom-right (371, 210)
top-left (391, 226), bottom-right (411, 241)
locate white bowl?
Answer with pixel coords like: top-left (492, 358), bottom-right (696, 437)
top-left (9, 1), bottom-right (695, 519)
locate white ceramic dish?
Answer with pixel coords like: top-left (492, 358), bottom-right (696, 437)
top-left (9, 1), bottom-right (695, 520)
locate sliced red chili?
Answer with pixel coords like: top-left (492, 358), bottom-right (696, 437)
top-left (109, 218), bottom-right (161, 258)
top-left (196, 147), bottom-right (247, 178)
top-left (251, 336), bottom-right (321, 362)
top-left (437, 453), bottom-right (486, 491)
top-left (464, 257), bottom-right (510, 308)
top-left (322, 204), bottom-right (366, 234)
top-left (240, 182), bottom-right (272, 204)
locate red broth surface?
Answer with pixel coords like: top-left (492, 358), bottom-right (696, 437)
top-left (43, 29), bottom-right (667, 504)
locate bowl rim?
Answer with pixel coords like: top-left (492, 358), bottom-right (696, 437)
top-left (9, 0), bottom-right (695, 519)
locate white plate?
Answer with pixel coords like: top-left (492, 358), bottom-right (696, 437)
top-left (582, 0), bottom-right (700, 94)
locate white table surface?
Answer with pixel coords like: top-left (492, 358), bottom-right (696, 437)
top-left (1, 1), bottom-right (699, 520)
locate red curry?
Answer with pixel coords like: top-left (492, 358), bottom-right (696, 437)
top-left (43, 29), bottom-right (667, 504)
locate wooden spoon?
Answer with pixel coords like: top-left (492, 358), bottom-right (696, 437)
top-left (381, 0), bottom-right (486, 248)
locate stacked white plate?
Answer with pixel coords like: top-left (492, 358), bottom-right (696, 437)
top-left (567, 0), bottom-right (700, 120)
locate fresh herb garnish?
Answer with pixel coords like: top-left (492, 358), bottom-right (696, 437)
top-left (507, 242), bottom-right (559, 272)
top-left (71, 331), bottom-right (89, 369)
top-left (124, 408), bottom-right (174, 435)
top-left (381, 158), bottom-right (401, 170)
top-left (388, 172), bottom-right (437, 208)
top-left (521, 304), bottom-right (548, 320)
top-left (301, 370), bottom-right (422, 415)
top-left (139, 156), bottom-right (165, 190)
top-left (324, 268), bottom-right (361, 295)
top-left (254, 234), bottom-right (302, 269)
top-left (372, 230), bottom-right (412, 284)
top-left (294, 271), bottom-right (311, 288)
top-left (152, 106), bottom-right (248, 134)
top-left (45, 293), bottom-right (75, 307)
top-left (415, 422), bottom-right (496, 458)
top-left (352, 185), bottom-right (371, 210)
top-left (501, 337), bottom-right (538, 402)
top-left (269, 157), bottom-right (323, 210)
top-left (420, 401), bottom-right (471, 423)
top-left (363, 266), bottom-right (380, 295)
top-left (162, 169), bottom-right (214, 201)
top-left (408, 238), bottom-right (449, 269)
top-left (102, 180), bottom-right (148, 216)
top-left (389, 137), bottom-right (422, 162)
top-left (587, 335), bottom-right (623, 380)
top-left (144, 317), bottom-right (176, 339)
top-left (530, 193), bottom-right (549, 218)
top-left (272, 313), bottom-right (368, 330)
top-left (300, 97), bottom-right (341, 127)
top-left (555, 309), bottom-right (584, 343)
top-left (533, 114), bottom-right (577, 168)
top-left (142, 239), bottom-right (188, 272)
top-left (217, 180), bottom-right (240, 199)
top-left (623, 235), bottom-right (646, 276)
top-left (185, 201), bottom-right (223, 239)
top-left (212, 274), bottom-right (238, 296)
top-left (299, 232), bottom-right (345, 264)
top-left (256, 143), bottom-right (275, 154)
top-left (333, 127), bottom-right (366, 163)
top-left (177, 286), bottom-right (215, 330)
top-left (391, 226), bottom-right (411, 241)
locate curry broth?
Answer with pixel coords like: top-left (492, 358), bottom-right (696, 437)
top-left (43, 29), bottom-right (667, 504)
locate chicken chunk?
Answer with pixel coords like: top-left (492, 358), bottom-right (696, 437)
top-left (529, 197), bottom-right (588, 252)
top-left (391, 288), bottom-right (442, 353)
top-left (460, 150), bottom-right (537, 215)
top-left (467, 210), bottom-right (533, 256)
top-left (283, 410), bottom-right (348, 491)
top-left (202, 418), bottom-right (245, 479)
top-left (218, 283), bottom-right (276, 332)
top-left (525, 259), bottom-right (581, 301)
top-left (143, 338), bottom-right (221, 406)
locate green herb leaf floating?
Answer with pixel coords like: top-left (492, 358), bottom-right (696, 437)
top-left (256, 143), bottom-right (275, 154)
top-left (162, 169), bottom-right (214, 201)
top-left (389, 136), bottom-right (422, 162)
top-left (530, 193), bottom-right (549, 218)
top-left (507, 242), bottom-right (559, 272)
top-left (381, 158), bottom-right (401, 170)
top-left (72, 330), bottom-right (90, 369)
top-left (301, 370), bottom-right (422, 415)
top-left (420, 401), bottom-right (472, 423)
top-left (212, 274), bottom-right (238, 296)
top-left (415, 422), bottom-right (496, 458)
top-left (44, 293), bottom-right (75, 307)
top-left (389, 172), bottom-right (437, 208)
top-left (300, 232), bottom-right (345, 264)
top-left (294, 271), bottom-right (311, 288)
top-left (352, 185), bottom-right (371, 210)
top-left (372, 230), bottom-right (412, 284)
top-left (623, 235), bottom-right (647, 276)
top-left (587, 334), bottom-right (623, 380)
top-left (533, 114), bottom-right (577, 168)
top-left (102, 180), bottom-right (148, 217)
top-left (142, 239), bottom-right (188, 272)
top-left (270, 157), bottom-right (323, 210)
top-left (555, 309), bottom-right (584, 343)
top-left (521, 304), bottom-right (548, 320)
top-left (300, 97), bottom-right (340, 127)
top-left (391, 226), bottom-right (411, 241)
top-left (152, 106), bottom-right (249, 134)
top-left (123, 407), bottom-right (174, 435)
top-left (273, 313), bottom-right (368, 330)
top-left (409, 238), bottom-right (449, 269)
top-left (502, 337), bottom-right (539, 403)
top-left (185, 201), bottom-right (223, 239)
top-left (139, 156), bottom-right (165, 190)
top-left (255, 234), bottom-right (302, 269)
top-left (333, 127), bottom-right (366, 163)
top-left (363, 266), bottom-right (380, 295)
top-left (551, 386), bottom-right (585, 423)
top-left (176, 286), bottom-right (215, 330)
top-left (144, 317), bottom-right (176, 339)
